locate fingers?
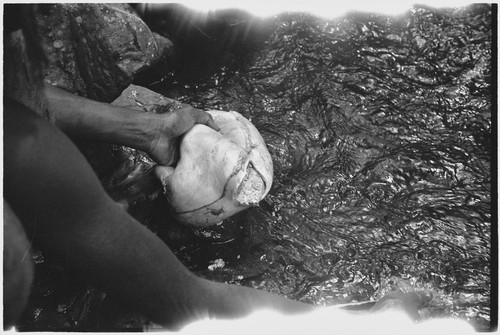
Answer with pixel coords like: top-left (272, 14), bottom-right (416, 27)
top-left (371, 291), bottom-right (432, 321)
top-left (391, 291), bottom-right (432, 307)
top-left (413, 291), bottom-right (433, 305)
top-left (171, 107), bottom-right (220, 133)
top-left (193, 109), bottom-right (220, 132)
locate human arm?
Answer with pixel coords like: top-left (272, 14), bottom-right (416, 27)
top-left (4, 99), bottom-right (310, 329)
top-left (5, 100), bottom-right (436, 330)
top-left (43, 83), bottom-right (219, 165)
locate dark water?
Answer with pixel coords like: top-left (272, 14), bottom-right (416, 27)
top-left (18, 4), bottom-right (493, 331)
top-left (153, 4), bottom-right (493, 330)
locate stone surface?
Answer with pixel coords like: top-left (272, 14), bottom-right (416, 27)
top-left (111, 84), bottom-right (187, 112)
top-left (35, 3), bottom-right (175, 102)
top-left (106, 84), bottom-right (190, 204)
top-left (156, 109), bottom-right (274, 227)
top-left (111, 84), bottom-right (274, 227)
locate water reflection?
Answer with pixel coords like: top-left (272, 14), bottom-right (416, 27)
top-left (155, 4), bottom-right (492, 330)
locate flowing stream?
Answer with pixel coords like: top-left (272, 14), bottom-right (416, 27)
top-left (17, 4), bottom-right (492, 331)
top-left (152, 4), bottom-right (492, 331)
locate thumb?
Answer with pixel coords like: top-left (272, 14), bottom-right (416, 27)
top-left (194, 110), bottom-right (220, 132)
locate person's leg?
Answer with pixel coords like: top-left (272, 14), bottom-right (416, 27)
top-left (3, 201), bottom-right (34, 329)
top-left (4, 98), bottom-right (210, 327)
top-left (3, 99), bottom-right (311, 329)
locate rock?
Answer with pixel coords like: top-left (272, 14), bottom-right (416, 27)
top-left (35, 4), bottom-right (175, 102)
top-left (156, 109), bottom-right (274, 227)
top-left (111, 84), bottom-right (274, 227)
top-left (107, 85), bottom-right (190, 203)
top-left (111, 84), bottom-right (188, 112)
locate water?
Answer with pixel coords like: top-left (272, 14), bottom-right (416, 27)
top-left (152, 4), bottom-right (492, 330)
top-left (18, 4), bottom-right (493, 331)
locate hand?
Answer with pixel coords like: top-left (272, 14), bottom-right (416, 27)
top-left (43, 84), bottom-right (219, 166)
top-left (147, 106), bottom-right (220, 166)
top-left (370, 291), bottom-right (432, 321)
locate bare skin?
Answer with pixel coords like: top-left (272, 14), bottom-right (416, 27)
top-left (3, 202), bottom-right (34, 327)
top-left (3, 97), bottom-right (313, 329)
top-left (4, 7), bottom-right (431, 328)
top-left (3, 93), bottom-right (431, 330)
top-left (43, 84), bottom-right (220, 166)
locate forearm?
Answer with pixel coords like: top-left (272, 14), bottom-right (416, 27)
top-left (6, 96), bottom-right (313, 329)
top-left (44, 83), bottom-right (155, 152)
top-left (4, 100), bottom-right (206, 328)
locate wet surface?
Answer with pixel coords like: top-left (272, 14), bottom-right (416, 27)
top-left (154, 4), bottom-right (493, 330)
top-left (17, 4), bottom-right (493, 331)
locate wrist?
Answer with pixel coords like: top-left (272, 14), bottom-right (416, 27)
top-left (124, 111), bottom-right (160, 153)
top-left (43, 83), bottom-right (171, 161)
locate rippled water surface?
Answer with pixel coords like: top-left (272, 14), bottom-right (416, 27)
top-left (18, 4), bottom-right (493, 331)
top-left (155, 4), bottom-right (492, 330)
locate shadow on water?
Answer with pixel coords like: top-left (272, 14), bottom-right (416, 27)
top-left (17, 3), bottom-right (494, 332)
